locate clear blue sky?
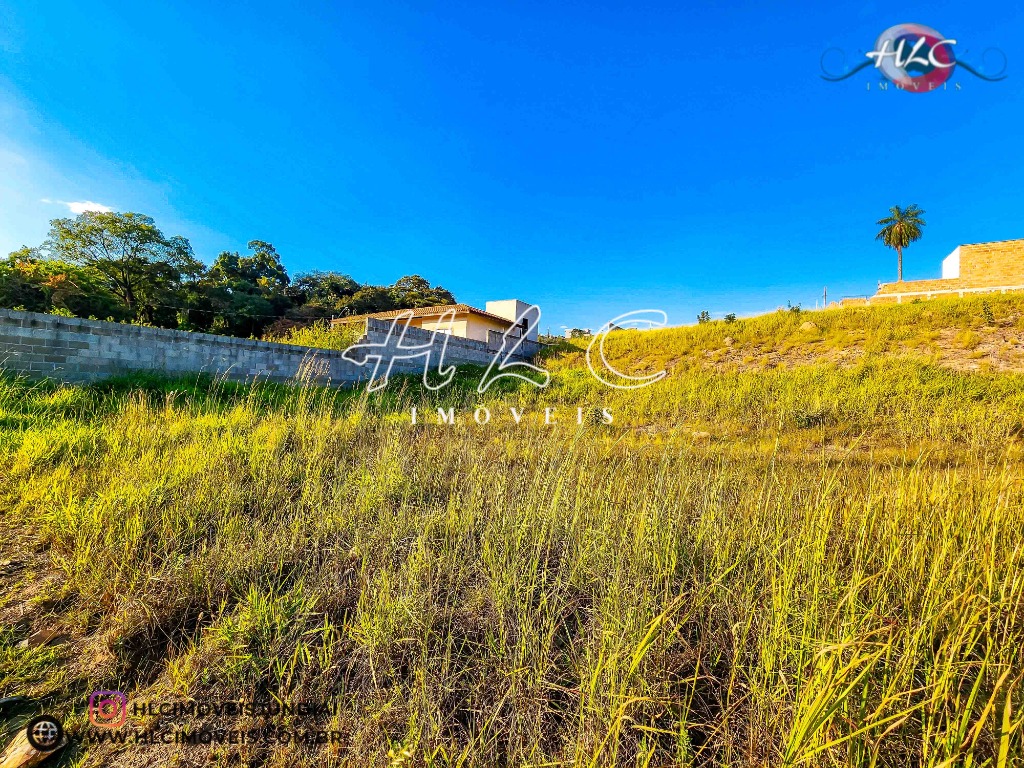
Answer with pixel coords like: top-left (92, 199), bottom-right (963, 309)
top-left (1, 1), bottom-right (1021, 331)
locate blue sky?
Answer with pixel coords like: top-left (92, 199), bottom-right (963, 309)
top-left (1, 1), bottom-right (1021, 332)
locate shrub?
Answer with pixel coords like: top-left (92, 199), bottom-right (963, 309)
top-left (264, 320), bottom-right (363, 350)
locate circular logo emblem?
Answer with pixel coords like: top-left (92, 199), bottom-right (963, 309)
top-left (873, 23), bottom-right (956, 91)
top-left (25, 714), bottom-right (65, 752)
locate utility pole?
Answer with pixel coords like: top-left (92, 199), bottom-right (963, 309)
top-left (823, 286), bottom-right (827, 307)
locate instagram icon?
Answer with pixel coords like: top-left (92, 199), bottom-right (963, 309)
top-left (88, 690), bottom-right (127, 728)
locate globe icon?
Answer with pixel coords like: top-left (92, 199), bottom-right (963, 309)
top-left (26, 715), bottom-right (64, 751)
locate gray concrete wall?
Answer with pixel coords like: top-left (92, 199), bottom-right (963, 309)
top-left (0, 309), bottom-right (534, 386)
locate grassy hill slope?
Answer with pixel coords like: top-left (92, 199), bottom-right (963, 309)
top-left (2, 296), bottom-right (1024, 767)
top-left (561, 292), bottom-right (1024, 374)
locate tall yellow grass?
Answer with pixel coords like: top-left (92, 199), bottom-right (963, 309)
top-left (1, 297), bottom-right (1024, 766)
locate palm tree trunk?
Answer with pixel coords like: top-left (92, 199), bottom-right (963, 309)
top-left (897, 246), bottom-right (903, 282)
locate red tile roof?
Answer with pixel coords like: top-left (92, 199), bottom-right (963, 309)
top-left (330, 303), bottom-right (517, 327)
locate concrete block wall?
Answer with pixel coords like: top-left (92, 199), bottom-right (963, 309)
top-left (0, 309), bottom-right (536, 386)
top-left (0, 308), bottom-right (370, 385)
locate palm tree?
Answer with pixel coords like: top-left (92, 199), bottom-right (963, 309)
top-left (875, 205), bottom-right (926, 282)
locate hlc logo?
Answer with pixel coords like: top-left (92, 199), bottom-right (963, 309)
top-left (821, 23), bottom-right (1007, 92)
top-left (867, 24), bottom-right (956, 90)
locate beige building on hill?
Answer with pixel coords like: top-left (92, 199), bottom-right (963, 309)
top-left (331, 299), bottom-right (540, 343)
top-left (844, 238), bottom-right (1024, 306)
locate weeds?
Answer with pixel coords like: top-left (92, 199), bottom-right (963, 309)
top-left (265, 320), bottom-right (363, 350)
top-left (1, 299), bottom-right (1024, 766)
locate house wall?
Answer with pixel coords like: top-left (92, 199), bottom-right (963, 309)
top-left (357, 318), bottom-right (507, 367)
top-left (941, 247), bottom-right (961, 279)
top-left (418, 317), bottom-right (470, 338)
top-left (465, 315), bottom-right (516, 342)
top-left (485, 299), bottom-right (540, 341)
top-left (377, 313), bottom-right (511, 343)
top-left (414, 313), bottom-right (514, 342)
top-left (869, 239), bottom-right (1024, 303)
top-left (958, 239), bottom-right (1024, 285)
top-left (0, 309), bottom-right (537, 386)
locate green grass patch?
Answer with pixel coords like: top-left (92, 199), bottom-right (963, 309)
top-left (1, 301), bottom-right (1024, 766)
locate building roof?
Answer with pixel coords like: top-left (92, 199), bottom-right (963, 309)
top-left (331, 303), bottom-right (518, 327)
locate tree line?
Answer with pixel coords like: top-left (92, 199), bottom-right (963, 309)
top-left (1, 211), bottom-right (456, 337)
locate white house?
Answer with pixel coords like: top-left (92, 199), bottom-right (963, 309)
top-left (332, 299), bottom-right (539, 343)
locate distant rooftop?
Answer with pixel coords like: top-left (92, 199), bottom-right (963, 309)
top-left (331, 303), bottom-right (518, 326)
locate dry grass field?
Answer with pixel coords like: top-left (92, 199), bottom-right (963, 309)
top-left (2, 295), bottom-right (1024, 767)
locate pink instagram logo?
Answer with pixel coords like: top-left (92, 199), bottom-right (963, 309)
top-left (88, 690), bottom-right (127, 728)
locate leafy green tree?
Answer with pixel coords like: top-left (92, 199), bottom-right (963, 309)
top-left (42, 211), bottom-right (202, 322)
top-left (208, 240), bottom-right (290, 291)
top-left (1, 248), bottom-right (49, 312)
top-left (203, 240), bottom-right (292, 336)
top-left (269, 271), bottom-right (364, 330)
top-left (14, 211), bottom-right (462, 338)
top-left (389, 275), bottom-right (455, 308)
top-left (332, 277), bottom-right (455, 316)
top-left (2, 247), bottom-right (128, 319)
top-left (875, 204), bottom-right (926, 282)
top-left (341, 286), bottom-right (398, 315)
top-left (291, 271), bottom-right (359, 306)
